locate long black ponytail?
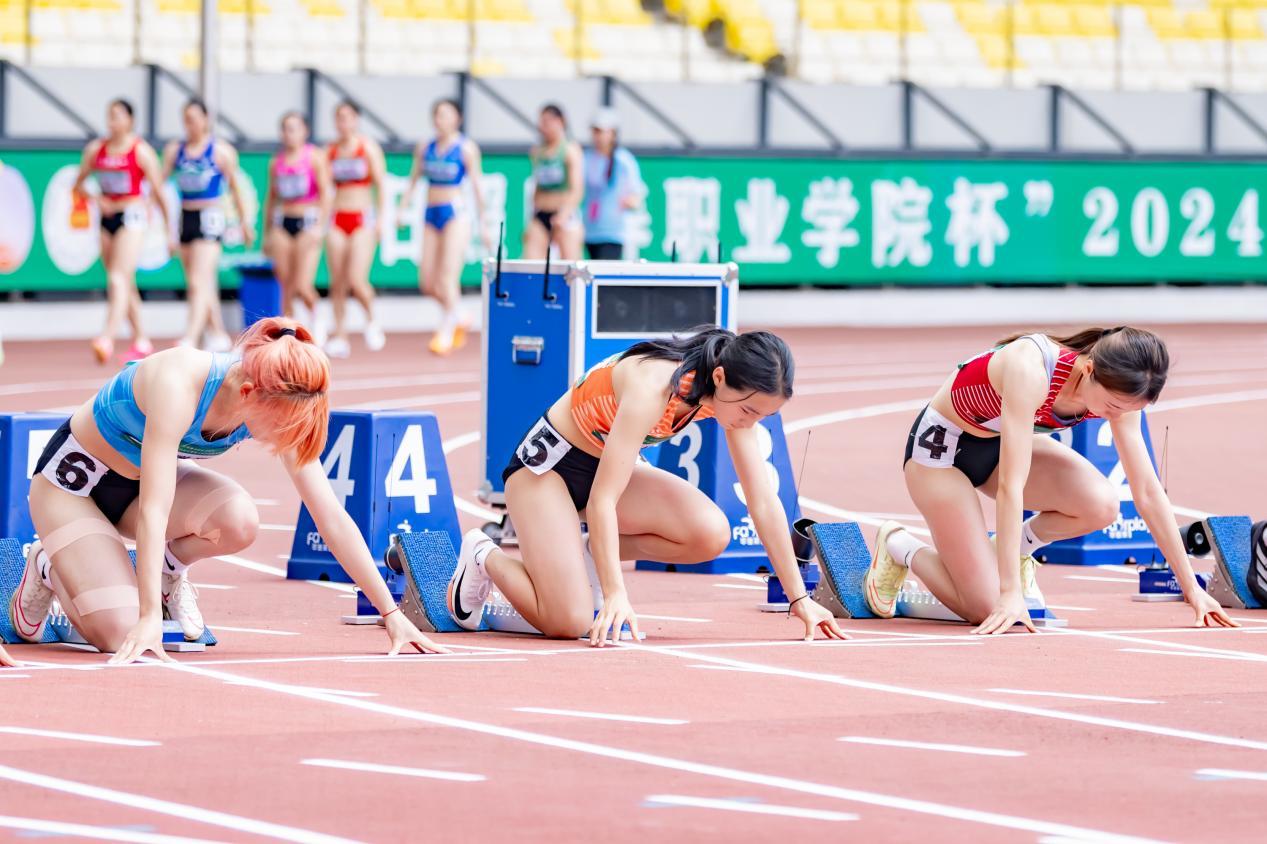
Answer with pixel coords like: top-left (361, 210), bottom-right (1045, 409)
top-left (620, 326), bottom-right (795, 405)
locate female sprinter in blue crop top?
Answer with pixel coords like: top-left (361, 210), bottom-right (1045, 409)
top-left (8, 317), bottom-right (447, 664)
top-left (162, 98), bottom-right (255, 353)
top-left (399, 98), bottom-right (491, 356)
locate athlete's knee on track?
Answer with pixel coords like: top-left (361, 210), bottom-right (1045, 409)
top-left (684, 505), bottom-right (731, 561)
top-left (79, 608), bottom-right (139, 654)
top-left (537, 602), bottom-right (593, 639)
top-left (959, 589), bottom-right (998, 625)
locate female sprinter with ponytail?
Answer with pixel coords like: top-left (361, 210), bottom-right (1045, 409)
top-left (443, 326), bottom-right (847, 646)
top-left (8, 318), bottom-right (447, 664)
top-left (867, 326), bottom-right (1236, 634)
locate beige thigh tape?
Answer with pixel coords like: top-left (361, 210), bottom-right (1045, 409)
top-left (40, 519), bottom-right (125, 558)
top-left (72, 585), bottom-right (139, 616)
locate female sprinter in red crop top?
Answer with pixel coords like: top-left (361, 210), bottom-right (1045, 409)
top-left (324, 100), bottom-right (386, 359)
top-left (443, 327), bottom-right (846, 646)
top-left (867, 327), bottom-right (1235, 634)
top-left (73, 98), bottom-right (171, 365)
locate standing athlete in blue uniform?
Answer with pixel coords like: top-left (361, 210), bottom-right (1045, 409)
top-left (7, 318), bottom-right (447, 664)
top-left (400, 99), bottom-right (491, 356)
top-left (163, 99), bottom-right (255, 353)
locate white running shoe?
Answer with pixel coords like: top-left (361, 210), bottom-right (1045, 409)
top-left (364, 321), bottom-right (386, 352)
top-left (864, 521), bottom-right (909, 619)
top-left (162, 568), bottom-right (205, 641)
top-left (310, 311), bottom-right (329, 348)
top-left (324, 336), bottom-right (352, 359)
top-left (10, 541), bottom-right (54, 643)
top-left (447, 529), bottom-right (495, 631)
top-left (1020, 554), bottom-right (1046, 605)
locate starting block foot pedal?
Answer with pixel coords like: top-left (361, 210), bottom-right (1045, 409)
top-left (1203, 516), bottom-right (1263, 610)
top-left (896, 587), bottom-right (1066, 628)
top-left (393, 531), bottom-right (476, 634)
top-left (805, 522), bottom-right (874, 620)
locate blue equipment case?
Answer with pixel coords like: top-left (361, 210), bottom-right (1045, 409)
top-left (1039, 414), bottom-right (1161, 566)
top-left (0, 413), bottom-right (70, 547)
top-left (479, 258), bottom-right (738, 507)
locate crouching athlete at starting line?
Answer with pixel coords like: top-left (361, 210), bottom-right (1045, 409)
top-left (446, 326), bottom-right (848, 646)
top-left (7, 317), bottom-right (448, 664)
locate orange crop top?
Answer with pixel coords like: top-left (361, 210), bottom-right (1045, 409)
top-left (570, 356), bottom-right (715, 450)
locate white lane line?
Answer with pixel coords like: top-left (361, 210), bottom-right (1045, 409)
top-left (0, 727), bottom-right (159, 747)
top-left (0, 763), bottom-right (361, 844)
top-left (442, 430), bottom-right (481, 454)
top-left (254, 498), bottom-right (281, 506)
top-left (629, 643), bottom-right (1267, 753)
top-left (301, 758), bottom-right (484, 783)
top-left (0, 814), bottom-right (224, 844)
top-left (1150, 388), bottom-right (1267, 415)
top-left (1119, 648), bottom-right (1263, 663)
top-left (987, 689), bottom-right (1161, 705)
top-left (839, 737), bottom-right (1025, 758)
top-left (1064, 575), bottom-right (1137, 584)
top-left (1044, 605), bottom-right (1095, 612)
top-left (189, 583), bottom-right (235, 591)
top-left (514, 707), bottom-right (688, 726)
top-left (1048, 628), bottom-right (1267, 663)
top-left (785, 399), bottom-right (928, 435)
top-left (0, 674), bottom-right (30, 679)
top-left (306, 580), bottom-right (357, 594)
top-left (714, 583), bottom-right (765, 591)
top-left (727, 573), bottom-right (766, 582)
top-left (260, 524), bottom-right (294, 532)
top-left (1232, 617), bottom-right (1267, 625)
top-left (213, 555), bottom-right (286, 577)
top-left (164, 661), bottom-right (1166, 844)
top-left (340, 657), bottom-right (528, 664)
top-left (799, 496), bottom-right (932, 536)
top-left (333, 372), bottom-right (478, 392)
top-left (1095, 564), bottom-right (1139, 573)
top-left (644, 794), bottom-right (857, 822)
top-left (344, 390), bottom-right (480, 411)
top-left (1195, 768), bottom-right (1267, 783)
top-left (455, 496), bottom-right (501, 522)
top-left (640, 614), bottom-right (712, 623)
top-left (1171, 505), bottom-right (1212, 519)
top-left (795, 375), bottom-right (946, 396)
top-left (212, 626), bottom-right (300, 637)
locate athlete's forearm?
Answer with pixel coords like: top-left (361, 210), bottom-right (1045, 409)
top-left (585, 500), bottom-right (626, 598)
top-left (322, 508), bottom-right (397, 613)
top-left (749, 499), bottom-right (805, 598)
top-left (1135, 485), bottom-right (1200, 595)
top-left (993, 486), bottom-right (1024, 593)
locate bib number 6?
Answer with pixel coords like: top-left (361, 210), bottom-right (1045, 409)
top-left (56, 451), bottom-right (97, 493)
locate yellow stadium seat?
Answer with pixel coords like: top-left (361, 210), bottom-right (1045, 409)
top-left (876, 1), bottom-right (924, 32)
top-left (552, 26), bottom-right (600, 58)
top-left (974, 33), bottom-right (1017, 69)
top-left (1009, 5), bottom-right (1040, 36)
top-left (1228, 8), bottom-right (1264, 39)
top-left (1186, 9), bottom-right (1225, 39)
top-left (1035, 4), bottom-right (1076, 35)
top-left (470, 56), bottom-right (505, 76)
top-left (1071, 4), bottom-right (1116, 37)
top-left (957, 2), bottom-right (1005, 36)
top-left (1145, 7), bottom-right (1185, 39)
top-left (840, 0), bottom-right (880, 30)
top-left (804, 3), bottom-right (838, 29)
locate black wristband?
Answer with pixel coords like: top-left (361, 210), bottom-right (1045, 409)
top-left (787, 594), bottom-right (809, 616)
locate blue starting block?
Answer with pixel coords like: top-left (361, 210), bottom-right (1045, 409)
top-left (1190, 516), bottom-right (1263, 610)
top-left (288, 410), bottom-right (461, 583)
top-left (637, 413), bottom-right (803, 575)
top-left (479, 257), bottom-right (738, 507)
top-left (0, 539), bottom-right (216, 652)
top-left (803, 521), bottom-right (1066, 627)
top-left (1039, 415), bottom-right (1161, 566)
top-left (0, 413), bottom-right (70, 547)
top-left (1135, 564), bottom-right (1210, 602)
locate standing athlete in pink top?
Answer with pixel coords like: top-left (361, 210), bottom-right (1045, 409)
top-left (264, 112), bottom-right (332, 345)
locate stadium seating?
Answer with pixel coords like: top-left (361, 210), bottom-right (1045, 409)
top-left (2, 0), bottom-right (1266, 90)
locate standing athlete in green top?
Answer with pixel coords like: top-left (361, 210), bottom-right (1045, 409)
top-left (523, 104), bottom-right (584, 261)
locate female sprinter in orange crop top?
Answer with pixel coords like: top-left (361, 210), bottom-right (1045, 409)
top-left (867, 326), bottom-right (1235, 635)
top-left (442, 326), bottom-right (847, 647)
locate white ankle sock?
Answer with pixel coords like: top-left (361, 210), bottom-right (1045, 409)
top-left (164, 546), bottom-right (190, 576)
top-left (471, 537), bottom-right (495, 573)
top-left (885, 529), bottom-right (928, 570)
top-left (1020, 517), bottom-right (1046, 557)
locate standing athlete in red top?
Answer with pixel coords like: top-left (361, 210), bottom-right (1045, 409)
top-left (324, 101), bottom-right (386, 359)
top-left (73, 99), bottom-right (171, 365)
top-left (868, 327), bottom-right (1235, 634)
top-left (442, 327), bottom-right (846, 646)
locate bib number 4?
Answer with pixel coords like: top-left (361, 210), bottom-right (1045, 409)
top-left (918, 424), bottom-right (950, 460)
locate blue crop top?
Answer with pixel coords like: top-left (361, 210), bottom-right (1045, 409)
top-left (423, 136), bottom-right (466, 187)
top-left (173, 141), bottom-right (224, 202)
top-left (92, 353), bottom-right (252, 467)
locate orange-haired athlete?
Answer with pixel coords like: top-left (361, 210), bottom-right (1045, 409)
top-left (7, 317), bottom-right (447, 664)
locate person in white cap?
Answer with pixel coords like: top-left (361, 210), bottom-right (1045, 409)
top-left (582, 107), bottom-right (645, 260)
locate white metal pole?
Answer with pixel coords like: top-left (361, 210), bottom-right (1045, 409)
top-left (200, 0), bottom-right (219, 124)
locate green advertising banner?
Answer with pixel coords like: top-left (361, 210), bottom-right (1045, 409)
top-left (0, 147), bottom-right (1264, 291)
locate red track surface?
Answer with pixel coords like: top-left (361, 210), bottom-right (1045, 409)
top-left (2, 324), bottom-right (1266, 843)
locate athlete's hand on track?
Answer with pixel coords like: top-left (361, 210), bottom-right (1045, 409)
top-left (973, 589), bottom-right (1037, 635)
top-left (384, 610), bottom-right (451, 655)
top-left (108, 614), bottom-right (175, 665)
top-left (792, 596), bottom-right (849, 641)
top-left (0, 644), bottom-right (21, 668)
top-left (1189, 589), bottom-right (1239, 628)
top-left (590, 590), bottom-right (639, 648)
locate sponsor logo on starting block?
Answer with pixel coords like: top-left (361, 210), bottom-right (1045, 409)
top-left (1040, 416), bottom-right (1161, 566)
top-left (0, 413), bottom-right (69, 547)
top-left (804, 521), bottom-right (1066, 627)
top-left (289, 411), bottom-right (461, 583)
top-left (637, 414), bottom-right (801, 575)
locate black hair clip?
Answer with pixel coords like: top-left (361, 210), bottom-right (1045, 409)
top-left (276, 327), bottom-right (297, 338)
